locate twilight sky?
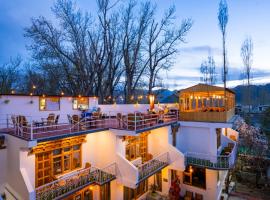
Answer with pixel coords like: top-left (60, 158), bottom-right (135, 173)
top-left (0, 0), bottom-right (270, 89)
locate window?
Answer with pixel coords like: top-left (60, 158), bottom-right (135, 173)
top-left (73, 97), bottom-right (89, 110)
top-left (124, 180), bottom-right (148, 200)
top-left (36, 144), bottom-right (82, 187)
top-left (39, 97), bottom-right (60, 111)
top-left (155, 171), bottom-right (162, 192)
top-left (216, 128), bottom-right (221, 148)
top-left (36, 152), bottom-right (51, 187)
top-left (125, 132), bottom-right (149, 162)
top-left (183, 166), bottom-right (206, 189)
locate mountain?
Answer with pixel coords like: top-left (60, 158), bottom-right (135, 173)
top-left (232, 84), bottom-right (270, 105)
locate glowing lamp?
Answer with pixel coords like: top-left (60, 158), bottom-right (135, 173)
top-left (149, 94), bottom-right (155, 111)
top-left (189, 166), bottom-right (193, 173)
top-left (11, 90), bottom-right (15, 94)
top-left (61, 92), bottom-right (64, 96)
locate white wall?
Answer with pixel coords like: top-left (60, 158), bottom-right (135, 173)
top-left (99, 103), bottom-right (177, 115)
top-left (0, 95), bottom-right (98, 125)
top-left (5, 135), bottom-right (31, 200)
top-left (82, 130), bottom-right (117, 168)
top-left (175, 168), bottom-right (218, 200)
top-left (176, 126), bottom-right (216, 155)
top-left (0, 148), bottom-right (7, 194)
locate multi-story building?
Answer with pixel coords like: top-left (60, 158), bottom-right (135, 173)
top-left (0, 84), bottom-right (238, 200)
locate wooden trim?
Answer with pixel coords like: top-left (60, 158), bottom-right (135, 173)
top-left (39, 96), bottom-right (61, 111)
top-left (34, 136), bottom-right (85, 188)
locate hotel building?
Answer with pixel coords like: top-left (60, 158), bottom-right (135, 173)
top-left (0, 84), bottom-right (238, 200)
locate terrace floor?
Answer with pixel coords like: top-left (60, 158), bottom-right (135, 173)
top-left (0, 117), bottom-right (177, 142)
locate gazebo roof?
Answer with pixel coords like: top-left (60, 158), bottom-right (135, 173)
top-left (179, 84), bottom-right (235, 95)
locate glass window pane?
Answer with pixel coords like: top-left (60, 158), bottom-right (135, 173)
top-left (53, 149), bottom-right (61, 155)
top-left (73, 144), bottom-right (81, 151)
top-left (73, 152), bottom-right (81, 169)
top-left (53, 157), bottom-right (62, 175)
top-left (64, 155), bottom-right (71, 171)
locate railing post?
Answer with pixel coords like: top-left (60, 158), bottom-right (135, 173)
top-left (109, 111), bottom-right (111, 128)
top-left (134, 112), bottom-right (137, 131)
top-left (6, 114), bottom-right (9, 128)
top-left (30, 118), bottom-right (33, 140)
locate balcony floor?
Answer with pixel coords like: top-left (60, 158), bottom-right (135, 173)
top-left (0, 119), bottom-right (177, 142)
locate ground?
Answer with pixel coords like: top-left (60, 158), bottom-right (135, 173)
top-left (228, 182), bottom-right (270, 200)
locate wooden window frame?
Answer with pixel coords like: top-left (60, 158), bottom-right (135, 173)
top-left (39, 97), bottom-right (60, 111)
top-left (35, 144), bottom-right (82, 187)
top-left (72, 97), bottom-right (89, 110)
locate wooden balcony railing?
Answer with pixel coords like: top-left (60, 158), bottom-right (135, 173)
top-left (35, 163), bottom-right (117, 200)
top-left (179, 108), bottom-right (235, 122)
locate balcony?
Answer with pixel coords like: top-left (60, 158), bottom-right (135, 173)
top-left (35, 163), bottom-right (117, 200)
top-left (0, 112), bottom-right (178, 141)
top-left (180, 108), bottom-right (235, 123)
top-left (179, 84), bottom-right (235, 123)
top-left (137, 152), bottom-right (169, 182)
top-left (185, 142), bottom-right (237, 170)
top-left (116, 152), bottom-right (169, 188)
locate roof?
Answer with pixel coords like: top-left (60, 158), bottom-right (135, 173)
top-left (0, 94), bottom-right (98, 98)
top-left (178, 83), bottom-right (235, 94)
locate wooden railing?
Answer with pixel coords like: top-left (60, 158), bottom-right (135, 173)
top-left (35, 163), bottom-right (117, 200)
top-left (179, 108), bottom-right (235, 122)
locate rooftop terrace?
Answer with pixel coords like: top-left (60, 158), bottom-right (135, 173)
top-left (0, 111), bottom-right (178, 141)
top-left (179, 84), bottom-right (235, 123)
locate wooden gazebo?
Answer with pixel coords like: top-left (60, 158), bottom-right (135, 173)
top-left (178, 84), bottom-right (235, 122)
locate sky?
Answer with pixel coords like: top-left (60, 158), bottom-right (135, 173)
top-left (0, 0), bottom-right (270, 90)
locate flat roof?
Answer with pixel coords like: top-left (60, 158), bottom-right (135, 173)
top-left (0, 94), bottom-right (98, 98)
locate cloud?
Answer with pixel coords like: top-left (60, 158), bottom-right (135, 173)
top-left (180, 45), bottom-right (222, 55)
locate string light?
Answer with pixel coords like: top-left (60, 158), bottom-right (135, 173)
top-left (61, 92), bottom-right (65, 96)
top-left (30, 93), bottom-right (33, 96)
top-left (32, 85), bottom-right (36, 89)
top-left (11, 90), bottom-right (15, 94)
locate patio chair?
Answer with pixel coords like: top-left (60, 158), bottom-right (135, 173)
top-left (46, 113), bottom-right (55, 126)
top-left (127, 113), bottom-right (135, 130)
top-left (53, 115), bottom-right (60, 129)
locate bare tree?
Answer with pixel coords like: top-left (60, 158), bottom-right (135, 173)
top-left (241, 37), bottom-right (253, 113)
top-left (200, 56), bottom-right (216, 85)
top-left (121, 0), bottom-right (154, 103)
top-left (0, 56), bottom-right (21, 93)
top-left (145, 5), bottom-right (192, 95)
top-left (218, 0), bottom-right (229, 107)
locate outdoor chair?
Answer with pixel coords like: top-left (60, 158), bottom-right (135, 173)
top-left (46, 113), bottom-right (55, 126)
top-left (54, 115), bottom-right (60, 129)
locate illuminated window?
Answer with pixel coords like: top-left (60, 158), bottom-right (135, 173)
top-left (73, 97), bottom-right (89, 110)
top-left (35, 144), bottom-right (82, 187)
top-left (39, 97), bottom-right (60, 111)
top-left (183, 166), bottom-right (206, 189)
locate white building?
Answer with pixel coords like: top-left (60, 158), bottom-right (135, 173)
top-left (0, 84), bottom-right (238, 200)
